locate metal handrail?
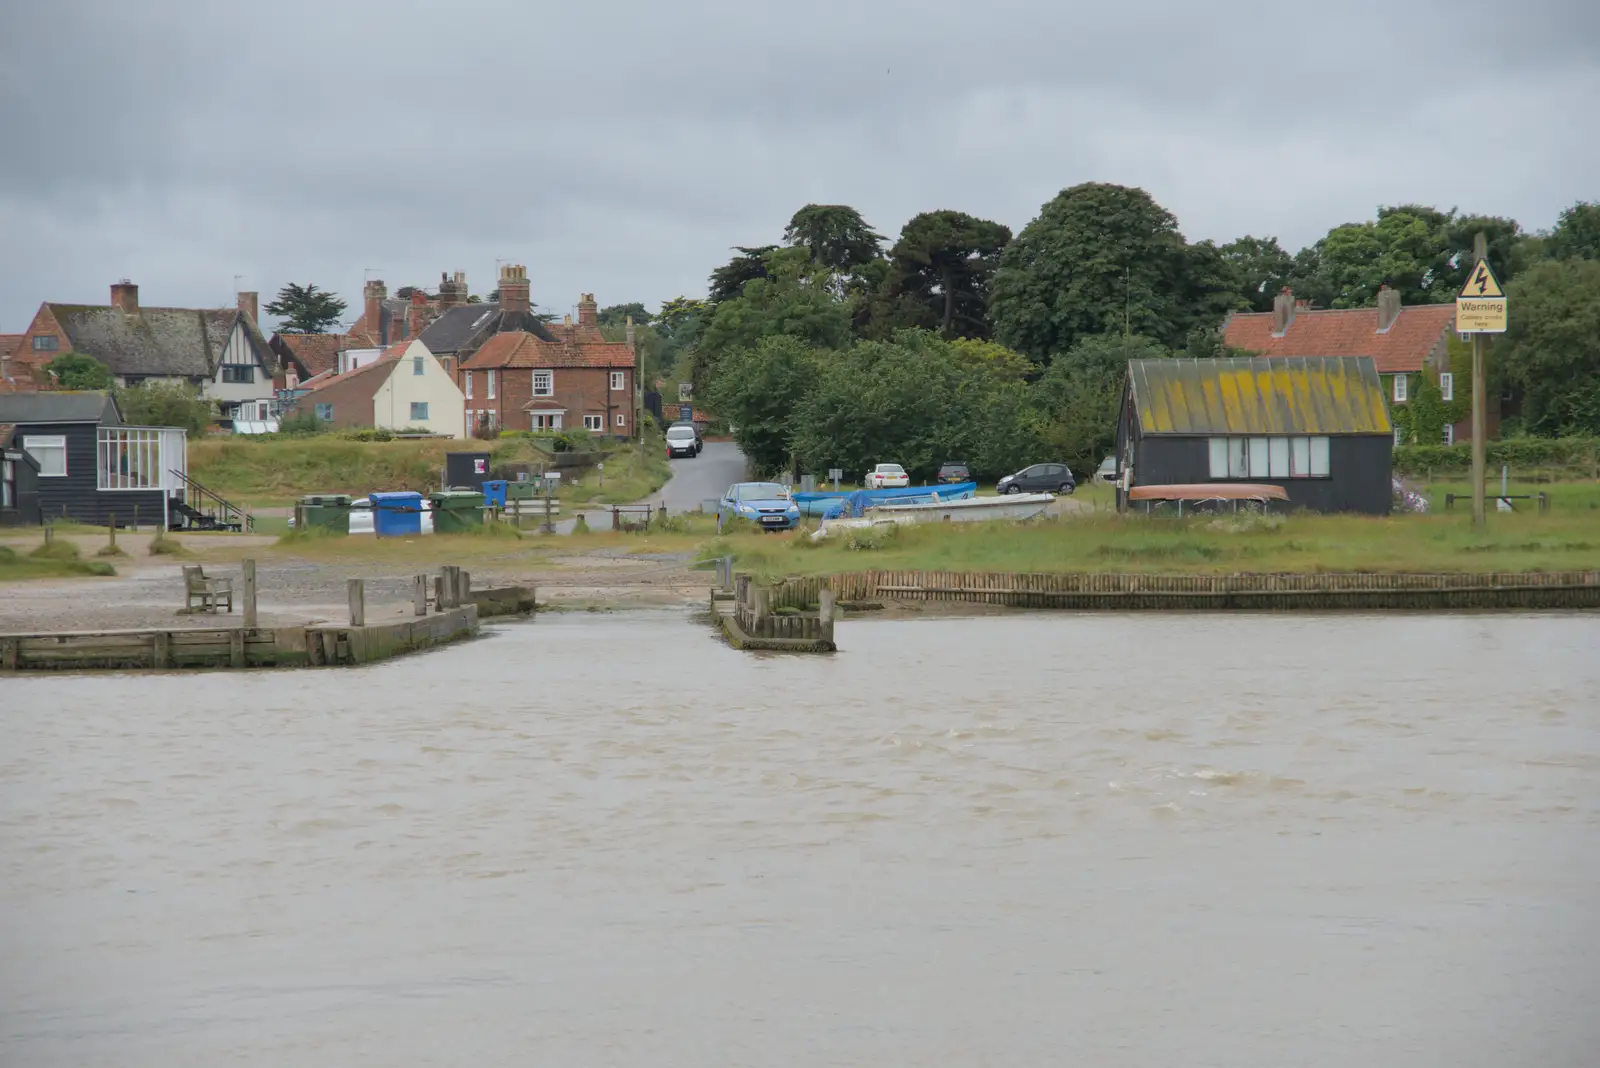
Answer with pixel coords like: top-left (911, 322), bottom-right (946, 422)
top-left (168, 469), bottom-right (254, 532)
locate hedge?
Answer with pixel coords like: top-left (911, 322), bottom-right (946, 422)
top-left (1394, 437), bottom-right (1600, 476)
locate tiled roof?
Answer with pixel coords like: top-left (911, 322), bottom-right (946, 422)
top-left (301, 353), bottom-right (399, 395)
top-left (45, 304), bottom-right (270, 378)
top-left (1127, 357), bottom-right (1392, 436)
top-left (274, 333), bottom-right (345, 377)
top-left (1223, 303), bottom-right (1455, 374)
top-left (461, 329), bottom-right (634, 371)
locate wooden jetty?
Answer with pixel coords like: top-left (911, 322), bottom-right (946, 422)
top-left (0, 606), bottom-right (479, 672)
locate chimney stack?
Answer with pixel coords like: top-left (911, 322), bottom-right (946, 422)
top-left (577, 292), bottom-right (599, 328)
top-left (364, 279), bottom-right (386, 339)
top-left (437, 270), bottom-right (467, 310)
top-left (625, 315), bottom-right (636, 349)
top-left (111, 279), bottom-right (140, 315)
top-left (498, 265), bottom-right (531, 315)
top-left (1376, 284), bottom-right (1401, 331)
top-left (407, 288), bottom-right (433, 339)
top-left (237, 290), bottom-right (259, 324)
top-left (1271, 286), bottom-right (1294, 336)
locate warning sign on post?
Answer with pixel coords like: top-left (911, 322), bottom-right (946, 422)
top-left (1456, 258), bottom-right (1507, 333)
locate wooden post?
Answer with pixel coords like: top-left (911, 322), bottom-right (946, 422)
top-left (108, 514), bottom-right (117, 551)
top-left (1470, 231), bottom-right (1488, 530)
top-left (44, 526), bottom-right (53, 547)
top-left (413, 574), bottom-right (428, 616)
top-left (229, 629), bottom-right (246, 668)
top-left (133, 504), bottom-right (140, 532)
top-left (348, 578), bottom-right (365, 626)
top-left (722, 555), bottom-right (734, 592)
top-left (753, 586), bottom-right (769, 632)
top-left (457, 570), bottom-right (471, 602)
top-left (612, 506), bottom-right (620, 531)
top-left (818, 587), bottom-right (836, 644)
top-left (1, 637), bottom-right (17, 672)
top-left (433, 575), bottom-right (446, 612)
top-left (152, 631), bottom-right (170, 669)
top-left (242, 559), bottom-right (258, 628)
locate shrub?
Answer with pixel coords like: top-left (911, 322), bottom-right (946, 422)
top-left (29, 538), bottom-right (81, 560)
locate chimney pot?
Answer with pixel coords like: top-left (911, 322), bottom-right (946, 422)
top-left (111, 280), bottom-right (140, 315)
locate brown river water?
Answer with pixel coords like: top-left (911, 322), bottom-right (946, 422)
top-left (3, 611), bottom-right (1598, 1066)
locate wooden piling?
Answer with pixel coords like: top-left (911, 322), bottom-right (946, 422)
top-left (242, 559), bottom-right (258, 629)
top-left (818, 588), bottom-right (836, 644)
top-left (108, 514), bottom-right (117, 551)
top-left (413, 574), bottom-right (428, 616)
top-left (348, 579), bottom-right (365, 626)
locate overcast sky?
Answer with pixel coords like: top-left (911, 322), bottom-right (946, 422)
top-left (2, 0), bottom-right (1596, 332)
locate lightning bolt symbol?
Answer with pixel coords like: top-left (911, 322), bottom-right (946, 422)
top-left (1474, 265), bottom-right (1488, 294)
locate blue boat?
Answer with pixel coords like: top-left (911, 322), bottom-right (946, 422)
top-left (795, 482), bottom-right (977, 519)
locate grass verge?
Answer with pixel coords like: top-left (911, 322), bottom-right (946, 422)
top-left (559, 430), bottom-right (670, 505)
top-left (700, 510), bottom-right (1600, 579)
top-left (0, 542), bottom-right (116, 581)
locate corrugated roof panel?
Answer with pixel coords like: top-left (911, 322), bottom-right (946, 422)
top-left (1128, 357), bottom-right (1392, 436)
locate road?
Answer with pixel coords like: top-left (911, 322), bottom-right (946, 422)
top-left (657, 440), bottom-right (749, 512)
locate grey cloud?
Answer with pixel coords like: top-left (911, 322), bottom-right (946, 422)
top-left (1, 0), bottom-right (1595, 330)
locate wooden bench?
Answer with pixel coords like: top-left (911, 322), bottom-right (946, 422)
top-left (183, 565), bottom-right (234, 613)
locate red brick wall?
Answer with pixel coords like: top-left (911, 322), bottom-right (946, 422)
top-left (466, 366), bottom-right (632, 432)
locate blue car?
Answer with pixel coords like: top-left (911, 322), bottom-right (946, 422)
top-left (718, 481), bottom-right (801, 533)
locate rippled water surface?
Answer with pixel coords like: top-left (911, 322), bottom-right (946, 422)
top-left (3, 611), bottom-right (1598, 1066)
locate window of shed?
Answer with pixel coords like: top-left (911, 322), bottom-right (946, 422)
top-left (1309, 437), bottom-right (1330, 477)
top-left (1268, 437), bottom-right (1290, 478)
top-left (1207, 438), bottom-right (1228, 479)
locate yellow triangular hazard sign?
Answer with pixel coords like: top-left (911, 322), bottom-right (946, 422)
top-left (1458, 258), bottom-right (1504, 299)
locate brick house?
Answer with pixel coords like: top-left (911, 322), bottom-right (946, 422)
top-left (455, 268), bottom-right (637, 439)
top-left (290, 339), bottom-right (465, 438)
top-left (0, 335), bottom-right (24, 393)
top-left (1223, 287), bottom-right (1485, 446)
top-left (8, 282), bottom-right (278, 423)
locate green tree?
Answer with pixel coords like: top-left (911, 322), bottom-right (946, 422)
top-left (885, 210), bottom-right (1012, 338)
top-left (790, 331), bottom-right (1041, 482)
top-left (784, 205), bottom-right (884, 273)
top-left (706, 336), bottom-right (822, 473)
top-left (1499, 259), bottom-right (1600, 435)
top-left (598, 302), bottom-right (651, 327)
top-left (1219, 235), bottom-right (1295, 312)
top-left (1548, 201), bottom-right (1600, 261)
top-left (708, 246), bottom-right (778, 303)
top-left (694, 249), bottom-right (852, 396)
top-left (1033, 333), bottom-right (1168, 474)
top-left (46, 352), bottom-right (114, 390)
top-left (988, 183), bottom-right (1196, 361)
top-left (114, 381), bottom-right (215, 435)
top-left (264, 283), bottom-right (348, 333)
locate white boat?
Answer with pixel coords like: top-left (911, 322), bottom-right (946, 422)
top-left (870, 492), bottom-right (1056, 523)
top-left (809, 493), bottom-right (1054, 539)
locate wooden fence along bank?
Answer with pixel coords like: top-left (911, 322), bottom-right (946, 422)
top-left (761, 569), bottom-right (1600, 612)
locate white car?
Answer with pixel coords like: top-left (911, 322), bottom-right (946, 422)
top-left (865, 463), bottom-right (910, 489)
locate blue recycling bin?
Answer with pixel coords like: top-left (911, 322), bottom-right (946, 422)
top-left (481, 479), bottom-right (508, 509)
top-left (369, 491), bottom-right (424, 537)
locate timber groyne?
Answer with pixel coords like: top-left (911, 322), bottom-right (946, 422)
top-left (767, 569), bottom-right (1600, 612)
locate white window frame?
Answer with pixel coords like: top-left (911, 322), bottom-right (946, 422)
top-left (1207, 438), bottom-right (1228, 479)
top-left (410, 401), bottom-right (429, 422)
top-left (1394, 427), bottom-right (1406, 447)
top-left (1393, 375), bottom-right (1408, 403)
top-left (315, 403), bottom-right (333, 422)
top-left (582, 414), bottom-right (603, 431)
top-left (1208, 435), bottom-right (1331, 480)
top-left (412, 355), bottom-right (424, 376)
top-left (1268, 436), bottom-right (1290, 478)
top-left (610, 371), bottom-right (625, 392)
top-left (615, 412), bottom-right (626, 427)
top-left (464, 371), bottom-right (473, 399)
top-left (487, 370), bottom-right (496, 400)
top-left (1439, 372), bottom-right (1453, 402)
top-left (24, 435), bottom-right (67, 478)
top-left (1308, 437), bottom-right (1330, 477)
top-left (533, 370), bottom-right (554, 397)
top-left (1442, 424), bottom-right (1455, 446)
